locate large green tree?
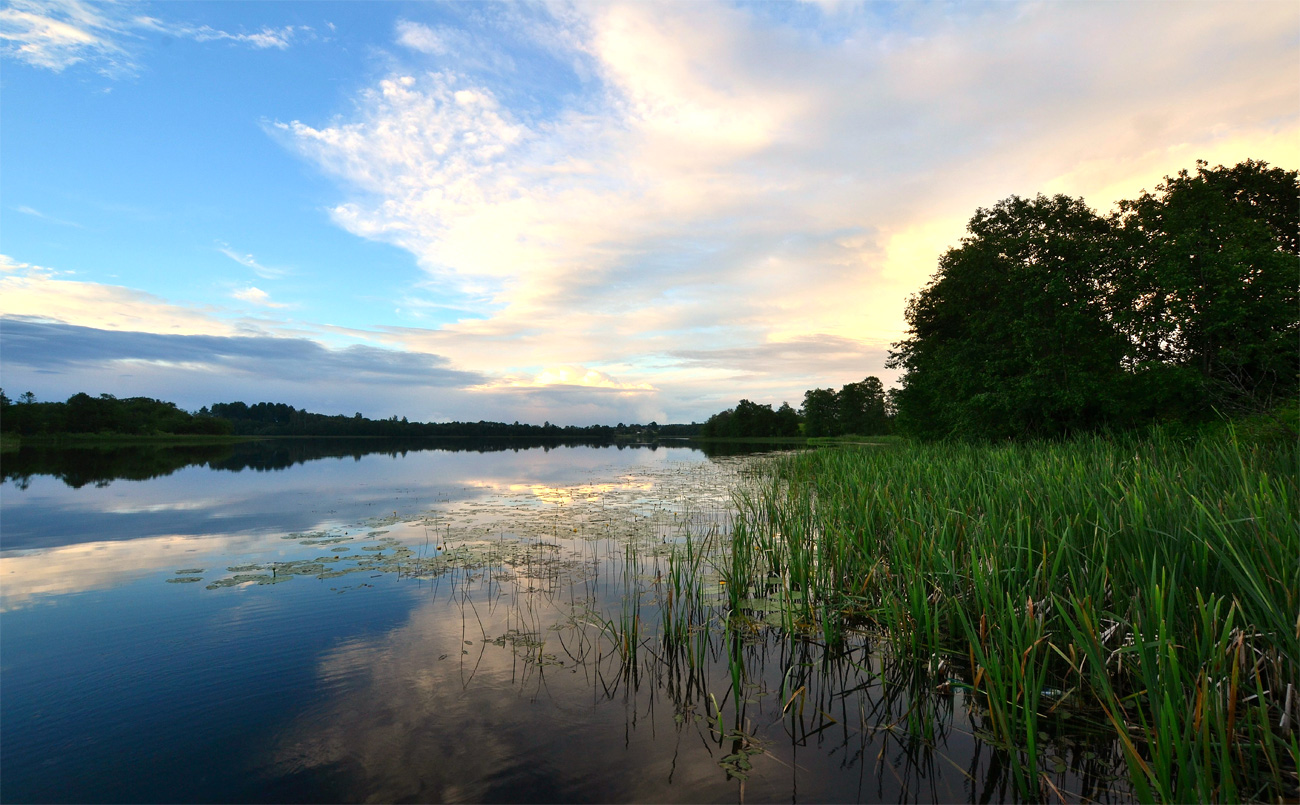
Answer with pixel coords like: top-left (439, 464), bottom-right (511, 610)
top-left (1110, 159), bottom-right (1299, 418)
top-left (801, 388), bottom-right (839, 437)
top-left (889, 194), bottom-right (1126, 439)
top-left (837, 376), bottom-right (890, 435)
top-left (890, 159), bottom-right (1298, 439)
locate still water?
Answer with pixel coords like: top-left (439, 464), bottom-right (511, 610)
top-left (2, 440), bottom-right (1119, 803)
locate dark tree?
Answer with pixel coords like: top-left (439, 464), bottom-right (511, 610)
top-left (1110, 159), bottom-right (1299, 417)
top-left (837, 376), bottom-right (890, 435)
top-left (801, 388), bottom-right (839, 437)
top-left (775, 402), bottom-right (801, 436)
top-left (888, 194), bottom-right (1127, 439)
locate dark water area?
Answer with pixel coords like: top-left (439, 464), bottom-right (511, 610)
top-left (1, 441), bottom-right (1125, 803)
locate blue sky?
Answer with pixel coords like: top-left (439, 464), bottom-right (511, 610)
top-left (2, 0), bottom-right (1297, 424)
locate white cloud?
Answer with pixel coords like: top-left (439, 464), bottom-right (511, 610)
top-left (0, 254), bottom-right (241, 335)
top-left (134, 17), bottom-right (306, 50)
top-left (217, 244), bottom-right (291, 279)
top-left (395, 20), bottom-right (449, 55)
top-left (0, 0), bottom-right (132, 74)
top-left (231, 286), bottom-right (289, 309)
top-left (393, 18), bottom-right (516, 74)
top-left (479, 365), bottom-right (655, 391)
top-left (0, 0), bottom-right (310, 75)
top-left (276, 0), bottom-right (1299, 421)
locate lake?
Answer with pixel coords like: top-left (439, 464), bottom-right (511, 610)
top-left (1, 440), bottom-right (1122, 803)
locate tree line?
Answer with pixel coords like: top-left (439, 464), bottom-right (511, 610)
top-left (0, 391), bottom-right (701, 440)
top-left (888, 159), bottom-right (1297, 439)
top-left (700, 376), bottom-right (891, 438)
top-left (1, 391), bottom-right (233, 436)
top-left (699, 159), bottom-right (1295, 442)
top-left (204, 401), bottom-right (699, 439)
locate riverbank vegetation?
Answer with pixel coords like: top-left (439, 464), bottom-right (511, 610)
top-left (689, 159), bottom-right (1298, 800)
top-left (890, 159), bottom-right (1296, 440)
top-left (713, 426), bottom-right (1297, 800)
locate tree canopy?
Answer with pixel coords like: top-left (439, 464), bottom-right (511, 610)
top-left (701, 376), bottom-right (891, 438)
top-left (1, 392), bottom-right (233, 436)
top-left (888, 159), bottom-right (1298, 439)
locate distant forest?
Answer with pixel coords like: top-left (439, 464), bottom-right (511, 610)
top-left (706, 159), bottom-right (1298, 441)
top-left (0, 390), bottom-right (699, 440)
top-left (202, 401), bottom-right (698, 439)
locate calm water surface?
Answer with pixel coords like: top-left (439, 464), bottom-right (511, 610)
top-left (2, 441), bottom-right (1120, 803)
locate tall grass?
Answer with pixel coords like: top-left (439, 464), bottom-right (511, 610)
top-left (724, 428), bottom-right (1298, 801)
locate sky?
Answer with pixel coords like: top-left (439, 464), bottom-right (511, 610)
top-left (2, 0), bottom-right (1296, 425)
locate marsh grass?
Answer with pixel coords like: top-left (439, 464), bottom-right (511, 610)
top-left (713, 428), bottom-right (1298, 801)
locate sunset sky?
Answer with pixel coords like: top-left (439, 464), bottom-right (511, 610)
top-left (2, 0), bottom-right (1296, 425)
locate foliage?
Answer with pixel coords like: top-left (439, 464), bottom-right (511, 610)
top-left (700, 399), bottom-right (801, 438)
top-left (799, 388), bottom-right (837, 437)
top-left (0, 390), bottom-right (704, 441)
top-left (702, 376), bottom-right (891, 438)
top-left (832, 376), bottom-right (890, 435)
top-left (889, 159), bottom-right (1298, 440)
top-left (206, 400), bottom-right (699, 439)
top-left (0, 391), bottom-right (233, 436)
top-left (1110, 159), bottom-right (1299, 420)
top-left (728, 431), bottom-right (1299, 800)
top-left (888, 194), bottom-right (1128, 439)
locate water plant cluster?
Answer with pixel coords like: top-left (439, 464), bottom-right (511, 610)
top-left (705, 430), bottom-right (1298, 801)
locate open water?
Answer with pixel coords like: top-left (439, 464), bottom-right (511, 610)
top-left (1, 439), bottom-right (1124, 803)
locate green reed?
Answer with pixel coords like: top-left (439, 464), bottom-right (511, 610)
top-left (724, 428), bottom-right (1298, 802)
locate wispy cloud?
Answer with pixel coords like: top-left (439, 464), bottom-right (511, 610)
top-left (217, 244), bottom-right (291, 279)
top-left (480, 365), bottom-right (654, 392)
top-left (394, 19), bottom-right (515, 74)
top-left (14, 204), bottom-right (84, 228)
top-left (395, 20), bottom-right (453, 56)
top-left (0, 0), bottom-right (310, 75)
top-left (0, 0), bottom-right (133, 74)
top-left (133, 16), bottom-right (308, 51)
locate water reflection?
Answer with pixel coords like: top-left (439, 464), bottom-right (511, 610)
top-left (0, 442), bottom-right (1130, 803)
top-left (0, 442), bottom-right (725, 551)
top-left (2, 437), bottom-right (791, 491)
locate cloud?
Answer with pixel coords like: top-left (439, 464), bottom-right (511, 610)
top-left (393, 18), bottom-right (516, 74)
top-left (231, 286), bottom-right (290, 309)
top-left (0, 317), bottom-right (484, 388)
top-left (0, 0), bottom-right (310, 75)
top-left (14, 205), bottom-right (85, 228)
top-left (0, 0), bottom-right (132, 74)
top-left (0, 260), bottom-right (670, 424)
top-left (134, 17), bottom-right (307, 50)
top-left (275, 1), bottom-right (1298, 423)
top-left (217, 244), bottom-right (291, 279)
top-left (671, 335), bottom-right (893, 380)
top-left (0, 254), bottom-right (241, 335)
top-left (395, 20), bottom-right (451, 55)
top-left (481, 365), bottom-right (654, 391)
